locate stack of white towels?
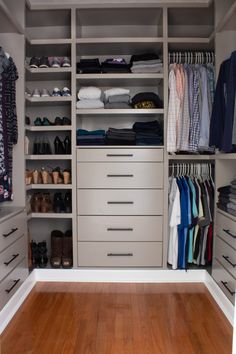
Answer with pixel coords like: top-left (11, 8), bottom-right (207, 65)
top-left (76, 87), bottom-right (104, 109)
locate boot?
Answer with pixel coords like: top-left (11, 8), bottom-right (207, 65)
top-left (54, 136), bottom-right (65, 154)
top-left (64, 192), bottom-right (72, 213)
top-left (31, 193), bottom-right (42, 213)
top-left (50, 230), bottom-right (63, 268)
top-left (62, 230), bottom-right (73, 268)
top-left (53, 192), bottom-right (63, 213)
top-left (64, 136), bottom-right (71, 154)
top-left (38, 241), bottom-right (48, 268)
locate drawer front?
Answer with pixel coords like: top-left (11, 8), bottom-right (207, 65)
top-left (77, 190), bottom-right (163, 215)
top-left (77, 162), bottom-right (163, 189)
top-left (78, 216), bottom-right (163, 241)
top-left (212, 259), bottom-right (236, 304)
top-left (215, 236), bottom-right (236, 278)
top-left (0, 236), bottom-right (27, 282)
top-left (0, 258), bottom-right (28, 311)
top-left (77, 148), bottom-right (163, 162)
top-left (216, 211), bottom-right (236, 250)
top-left (78, 242), bottom-right (162, 267)
top-left (0, 212), bottom-right (26, 253)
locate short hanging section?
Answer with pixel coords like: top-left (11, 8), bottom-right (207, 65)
top-left (168, 161), bottom-right (215, 270)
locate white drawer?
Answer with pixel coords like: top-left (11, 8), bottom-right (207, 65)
top-left (216, 211), bottom-right (236, 250)
top-left (212, 259), bottom-right (236, 304)
top-left (215, 236), bottom-right (236, 279)
top-left (77, 148), bottom-right (163, 162)
top-left (78, 242), bottom-right (162, 267)
top-left (77, 189), bottom-right (163, 215)
top-left (0, 212), bottom-right (26, 253)
top-left (0, 258), bottom-right (28, 311)
top-left (0, 236), bottom-right (27, 282)
top-left (77, 162), bottom-right (163, 189)
top-left (78, 216), bottom-right (163, 241)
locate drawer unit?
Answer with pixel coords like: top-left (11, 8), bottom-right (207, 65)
top-left (78, 242), bottom-right (163, 267)
top-left (0, 212), bottom-right (26, 253)
top-left (77, 189), bottom-right (163, 215)
top-left (212, 259), bottom-right (236, 304)
top-left (0, 258), bottom-right (28, 311)
top-left (216, 211), bottom-right (236, 250)
top-left (78, 216), bottom-right (163, 242)
top-left (215, 236), bottom-right (236, 279)
top-left (77, 148), bottom-right (163, 162)
top-left (77, 162), bottom-right (163, 189)
top-left (0, 235), bottom-right (26, 282)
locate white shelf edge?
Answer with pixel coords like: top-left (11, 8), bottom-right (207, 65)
top-left (215, 153), bottom-right (236, 160)
top-left (168, 154), bottom-right (215, 160)
top-left (25, 155), bottom-right (72, 160)
top-left (217, 209), bottom-right (236, 223)
top-left (25, 96), bottom-right (72, 103)
top-left (25, 125), bottom-right (72, 131)
top-left (76, 73), bottom-right (164, 80)
top-left (76, 145), bottom-right (164, 149)
top-left (76, 37), bottom-right (164, 44)
top-left (25, 66), bottom-right (72, 74)
top-left (29, 213), bottom-right (73, 219)
top-left (26, 184), bottom-right (72, 190)
top-left (27, 38), bottom-right (72, 45)
top-left (167, 37), bottom-right (210, 44)
top-left (76, 109), bottom-right (164, 115)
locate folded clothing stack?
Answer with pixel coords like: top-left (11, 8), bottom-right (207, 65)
top-left (217, 182), bottom-right (236, 217)
top-left (77, 129), bottom-right (106, 145)
top-left (76, 87), bottom-right (104, 109)
top-left (77, 58), bottom-right (101, 73)
top-left (132, 92), bottom-right (163, 109)
top-left (101, 58), bottom-right (130, 73)
top-left (130, 53), bottom-right (163, 73)
top-left (105, 128), bottom-right (136, 145)
top-left (133, 120), bottom-right (163, 145)
top-left (104, 88), bottom-right (131, 109)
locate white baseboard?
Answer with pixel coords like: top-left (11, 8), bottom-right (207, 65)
top-left (0, 269), bottom-right (234, 335)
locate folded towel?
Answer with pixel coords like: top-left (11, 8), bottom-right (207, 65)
top-left (76, 99), bottom-right (104, 109)
top-left (104, 88), bottom-right (130, 101)
top-left (105, 102), bottom-right (131, 109)
top-left (108, 94), bottom-right (130, 104)
top-left (131, 59), bottom-right (162, 67)
top-left (131, 64), bottom-right (163, 74)
top-left (78, 86), bottom-right (102, 100)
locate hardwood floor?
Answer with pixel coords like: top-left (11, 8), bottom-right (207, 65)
top-left (0, 282), bottom-right (233, 354)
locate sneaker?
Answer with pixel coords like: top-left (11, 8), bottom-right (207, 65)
top-left (61, 87), bottom-right (71, 97)
top-left (61, 57), bottom-right (71, 67)
top-left (30, 56), bottom-right (40, 68)
top-left (39, 56), bottom-right (50, 68)
top-left (52, 87), bottom-right (61, 97)
top-left (50, 57), bottom-right (61, 68)
top-left (41, 88), bottom-right (51, 97)
top-left (31, 88), bottom-right (41, 98)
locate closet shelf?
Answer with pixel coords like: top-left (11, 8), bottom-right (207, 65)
top-left (26, 184), bottom-right (72, 191)
top-left (215, 153), bottom-right (236, 160)
top-left (27, 38), bottom-right (72, 45)
top-left (76, 37), bottom-right (163, 44)
top-left (76, 109), bottom-right (164, 115)
top-left (26, 96), bottom-right (72, 103)
top-left (26, 66), bottom-right (72, 74)
top-left (168, 154), bottom-right (215, 161)
top-left (76, 73), bottom-right (163, 86)
top-left (77, 145), bottom-right (164, 149)
top-left (217, 209), bottom-right (236, 223)
top-left (25, 155), bottom-right (72, 160)
top-left (25, 66), bottom-right (72, 81)
top-left (28, 213), bottom-right (73, 219)
top-left (25, 126), bottom-right (72, 132)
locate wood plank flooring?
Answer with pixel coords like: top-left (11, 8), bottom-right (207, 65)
top-left (0, 282), bottom-right (233, 354)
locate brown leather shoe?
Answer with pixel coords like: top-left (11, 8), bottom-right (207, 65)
top-left (62, 230), bottom-right (73, 268)
top-left (50, 230), bottom-right (63, 268)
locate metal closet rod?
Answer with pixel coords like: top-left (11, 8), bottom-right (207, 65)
top-left (169, 162), bottom-right (214, 178)
top-left (168, 51), bottom-right (215, 64)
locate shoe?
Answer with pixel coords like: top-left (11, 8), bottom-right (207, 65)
top-left (41, 193), bottom-right (52, 213)
top-left (41, 137), bottom-right (52, 154)
top-left (25, 116), bottom-right (31, 125)
top-left (61, 57), bottom-right (71, 67)
top-left (52, 87), bottom-right (61, 97)
top-left (64, 192), bottom-right (72, 213)
top-left (33, 137), bottom-right (41, 154)
top-left (41, 88), bottom-right (51, 97)
top-left (62, 230), bottom-right (73, 268)
top-left (31, 88), bottom-right (41, 98)
top-left (64, 136), bottom-right (71, 154)
top-left (61, 87), bottom-right (71, 97)
top-left (31, 193), bottom-right (42, 212)
top-left (30, 241), bottom-right (40, 268)
top-left (38, 241), bottom-right (48, 268)
top-left (42, 117), bottom-right (53, 126)
top-left (50, 230), bottom-right (63, 268)
top-left (54, 136), bottom-right (65, 154)
top-left (62, 117), bottom-right (71, 125)
top-left (25, 87), bottom-right (32, 97)
top-left (34, 117), bottom-right (42, 126)
top-left (30, 56), bottom-right (40, 68)
top-left (53, 192), bottom-right (64, 213)
top-left (39, 56), bottom-right (50, 68)
top-left (54, 116), bottom-right (63, 125)
top-left (50, 57), bottom-right (61, 68)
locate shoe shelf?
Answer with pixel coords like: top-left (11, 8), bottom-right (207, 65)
top-left (26, 66), bottom-right (72, 74)
top-left (25, 155), bottom-right (72, 160)
top-left (27, 38), bottom-right (73, 45)
top-left (26, 66), bottom-right (72, 81)
top-left (25, 126), bottom-right (72, 132)
top-left (76, 109), bottom-right (164, 115)
top-left (28, 213), bottom-right (73, 219)
top-left (26, 184), bottom-right (73, 191)
top-left (26, 96), bottom-right (72, 103)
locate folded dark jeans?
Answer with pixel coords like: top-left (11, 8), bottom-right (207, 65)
top-left (130, 53), bottom-right (160, 64)
top-left (78, 67), bottom-right (101, 73)
top-left (101, 67), bottom-right (131, 73)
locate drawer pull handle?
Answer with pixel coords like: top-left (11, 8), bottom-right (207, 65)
top-left (221, 281), bottom-right (235, 296)
top-left (107, 228), bottom-right (133, 232)
top-left (5, 279), bottom-right (20, 294)
top-left (223, 229), bottom-right (236, 239)
top-left (3, 228), bottom-right (18, 238)
top-left (222, 255), bottom-right (236, 267)
top-left (107, 253), bottom-right (133, 257)
top-left (4, 253), bottom-right (19, 266)
top-left (107, 174), bottom-right (134, 178)
top-left (106, 154), bottom-right (133, 157)
top-left (107, 201), bottom-right (134, 205)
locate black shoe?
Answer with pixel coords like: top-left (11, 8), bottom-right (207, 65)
top-left (42, 117), bottom-right (53, 126)
top-left (54, 136), bottom-right (65, 154)
top-left (54, 116), bottom-right (63, 125)
top-left (33, 138), bottom-right (41, 155)
top-left (53, 192), bottom-right (64, 213)
top-left (42, 137), bottom-right (52, 154)
top-left (38, 241), bottom-right (48, 268)
top-left (30, 56), bottom-right (40, 68)
top-left (64, 192), bottom-right (72, 213)
top-left (64, 136), bottom-right (71, 154)
top-left (62, 117), bottom-right (71, 125)
top-left (39, 56), bottom-right (50, 68)
top-left (25, 116), bottom-right (31, 125)
top-left (34, 117), bottom-right (42, 126)
top-left (30, 241), bottom-right (40, 268)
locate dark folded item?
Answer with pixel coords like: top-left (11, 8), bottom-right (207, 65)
top-left (133, 120), bottom-right (163, 134)
top-left (78, 67), bottom-right (101, 74)
top-left (217, 186), bottom-right (231, 194)
top-left (218, 196), bottom-right (230, 204)
top-left (77, 135), bottom-right (105, 140)
top-left (230, 193), bottom-right (236, 200)
top-left (101, 65), bottom-right (130, 73)
top-left (103, 58), bottom-right (127, 65)
top-left (77, 58), bottom-right (101, 73)
top-left (105, 102), bottom-right (131, 109)
top-left (231, 179), bottom-right (236, 185)
top-left (77, 140), bottom-right (105, 145)
top-left (131, 92), bottom-right (163, 108)
top-left (218, 203), bottom-right (236, 217)
top-left (106, 138), bottom-right (135, 146)
top-left (77, 129), bottom-right (106, 136)
top-left (130, 53), bottom-right (160, 64)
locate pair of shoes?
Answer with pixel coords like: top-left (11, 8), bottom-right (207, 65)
top-left (29, 56), bottom-right (71, 68)
top-left (51, 230), bottom-right (73, 268)
top-left (52, 87), bottom-right (71, 97)
top-left (31, 193), bottom-right (52, 213)
top-left (31, 88), bottom-right (51, 98)
top-left (54, 136), bottom-right (71, 154)
top-left (54, 116), bottom-right (71, 125)
top-left (51, 168), bottom-right (71, 185)
top-left (30, 56), bottom-right (50, 68)
top-left (25, 116), bottom-right (31, 125)
top-left (33, 137), bottom-right (52, 155)
top-left (34, 117), bottom-right (53, 126)
top-left (53, 192), bottom-right (72, 213)
top-left (31, 241), bottom-right (48, 268)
